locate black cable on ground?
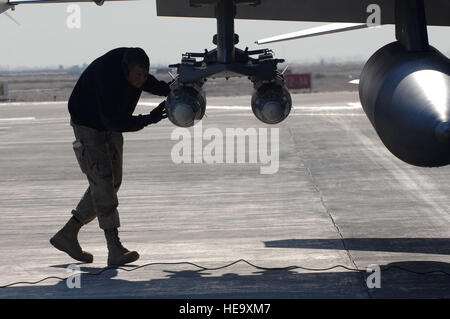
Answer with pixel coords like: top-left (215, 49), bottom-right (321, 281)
top-left (1, 258), bottom-right (450, 289)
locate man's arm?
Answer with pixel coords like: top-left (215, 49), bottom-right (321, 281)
top-left (142, 74), bottom-right (170, 97)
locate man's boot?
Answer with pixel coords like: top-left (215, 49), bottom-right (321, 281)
top-left (50, 215), bottom-right (93, 263)
top-left (104, 228), bottom-right (139, 266)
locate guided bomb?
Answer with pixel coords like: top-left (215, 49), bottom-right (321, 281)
top-left (166, 83), bottom-right (206, 127)
top-left (251, 82), bottom-right (292, 124)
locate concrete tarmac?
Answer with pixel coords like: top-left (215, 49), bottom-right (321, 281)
top-left (0, 91), bottom-right (450, 298)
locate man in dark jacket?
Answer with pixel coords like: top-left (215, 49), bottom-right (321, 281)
top-left (50, 47), bottom-right (170, 266)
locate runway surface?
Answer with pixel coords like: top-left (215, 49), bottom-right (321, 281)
top-left (0, 91), bottom-right (450, 298)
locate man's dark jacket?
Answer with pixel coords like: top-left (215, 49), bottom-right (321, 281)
top-left (69, 47), bottom-right (170, 132)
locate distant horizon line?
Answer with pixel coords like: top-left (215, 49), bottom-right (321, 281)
top-left (0, 58), bottom-right (370, 72)
top-left (1, 49), bottom-right (448, 72)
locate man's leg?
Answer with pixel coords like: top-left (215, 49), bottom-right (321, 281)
top-left (51, 123), bottom-right (138, 265)
top-left (72, 187), bottom-right (97, 225)
top-left (109, 131), bottom-right (123, 193)
top-left (72, 132), bottom-right (123, 225)
top-left (101, 131), bottom-right (139, 266)
top-left (50, 125), bottom-right (119, 262)
top-left (75, 126), bottom-right (138, 266)
top-left (50, 124), bottom-right (101, 263)
top-left (80, 135), bottom-right (121, 230)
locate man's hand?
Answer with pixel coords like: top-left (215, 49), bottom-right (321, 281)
top-left (146, 100), bottom-right (168, 125)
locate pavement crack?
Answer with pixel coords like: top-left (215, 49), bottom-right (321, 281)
top-left (287, 126), bottom-right (373, 298)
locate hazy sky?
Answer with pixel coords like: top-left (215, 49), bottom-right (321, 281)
top-left (1, 0), bottom-right (449, 68)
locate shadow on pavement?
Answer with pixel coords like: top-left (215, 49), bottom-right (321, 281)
top-left (1, 259), bottom-right (450, 298)
top-left (265, 238), bottom-right (450, 255)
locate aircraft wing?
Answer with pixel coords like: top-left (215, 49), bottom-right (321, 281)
top-left (156, 0), bottom-right (450, 27)
top-left (7, 0), bottom-right (128, 4)
top-left (1, 0), bottom-right (134, 15)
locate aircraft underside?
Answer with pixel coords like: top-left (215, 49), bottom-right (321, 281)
top-left (1, 0), bottom-right (449, 167)
top-left (164, 0), bottom-right (450, 168)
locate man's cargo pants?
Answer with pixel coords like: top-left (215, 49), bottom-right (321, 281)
top-left (70, 121), bottom-right (122, 230)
